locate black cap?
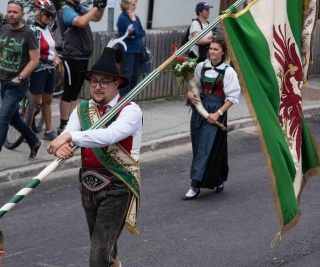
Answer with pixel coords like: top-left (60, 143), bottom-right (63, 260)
top-left (195, 2), bottom-right (213, 11)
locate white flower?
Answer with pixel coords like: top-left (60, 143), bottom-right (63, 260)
top-left (170, 51), bottom-right (198, 85)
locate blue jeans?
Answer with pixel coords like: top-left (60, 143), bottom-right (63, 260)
top-left (80, 183), bottom-right (132, 267)
top-left (0, 80), bottom-right (39, 152)
top-left (120, 53), bottom-right (141, 96)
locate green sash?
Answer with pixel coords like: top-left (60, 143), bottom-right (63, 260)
top-left (78, 100), bottom-right (141, 234)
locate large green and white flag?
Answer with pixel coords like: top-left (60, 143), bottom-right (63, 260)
top-left (221, 0), bottom-right (320, 240)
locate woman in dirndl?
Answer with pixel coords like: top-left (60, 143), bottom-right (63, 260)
top-left (182, 38), bottom-right (241, 200)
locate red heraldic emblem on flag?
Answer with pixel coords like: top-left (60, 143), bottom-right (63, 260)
top-left (274, 24), bottom-right (303, 167)
top-left (221, 0), bottom-right (320, 244)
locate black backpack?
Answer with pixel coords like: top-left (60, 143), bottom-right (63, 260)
top-left (51, 5), bottom-right (68, 52)
top-left (181, 18), bottom-right (203, 47)
top-left (181, 18), bottom-right (212, 62)
top-left (52, 2), bottom-right (85, 52)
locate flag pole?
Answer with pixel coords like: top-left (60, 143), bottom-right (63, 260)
top-left (0, 0), bottom-right (246, 219)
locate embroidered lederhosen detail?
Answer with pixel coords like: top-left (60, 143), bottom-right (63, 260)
top-left (79, 167), bottom-right (126, 192)
top-left (80, 170), bottom-right (112, 192)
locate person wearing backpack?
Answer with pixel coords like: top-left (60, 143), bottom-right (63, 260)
top-left (29, 0), bottom-right (61, 141)
top-left (57, 0), bottom-right (107, 134)
top-left (182, 38), bottom-right (241, 200)
top-left (188, 2), bottom-right (216, 63)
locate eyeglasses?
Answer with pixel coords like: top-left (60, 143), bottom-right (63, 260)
top-left (42, 13), bottom-right (55, 19)
top-left (89, 78), bottom-right (117, 89)
top-left (8, 0), bottom-right (24, 8)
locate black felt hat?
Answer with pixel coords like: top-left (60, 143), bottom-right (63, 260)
top-left (83, 47), bottom-right (129, 88)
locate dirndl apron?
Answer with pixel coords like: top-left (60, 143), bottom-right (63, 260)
top-left (189, 94), bottom-right (228, 189)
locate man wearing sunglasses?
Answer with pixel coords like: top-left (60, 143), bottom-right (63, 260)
top-left (0, 0), bottom-right (43, 159)
top-left (47, 46), bottom-right (143, 267)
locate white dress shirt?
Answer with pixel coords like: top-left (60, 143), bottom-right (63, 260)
top-left (64, 94), bottom-right (143, 150)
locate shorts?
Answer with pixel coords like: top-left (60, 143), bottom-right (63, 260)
top-left (29, 68), bottom-right (55, 95)
top-left (61, 57), bottom-right (89, 102)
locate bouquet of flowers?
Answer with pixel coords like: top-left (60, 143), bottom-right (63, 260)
top-left (169, 44), bottom-right (198, 85)
top-left (168, 44), bottom-right (227, 131)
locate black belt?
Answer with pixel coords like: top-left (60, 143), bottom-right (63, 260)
top-left (40, 58), bottom-right (54, 65)
top-left (79, 167), bottom-right (125, 192)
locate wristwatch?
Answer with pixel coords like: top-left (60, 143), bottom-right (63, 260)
top-left (18, 74), bottom-right (24, 82)
top-left (217, 109), bottom-right (223, 116)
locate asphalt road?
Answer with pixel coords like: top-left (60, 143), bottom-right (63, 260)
top-left (0, 116), bottom-right (320, 267)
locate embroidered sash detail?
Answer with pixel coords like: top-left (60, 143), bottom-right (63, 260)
top-left (78, 99), bottom-right (141, 234)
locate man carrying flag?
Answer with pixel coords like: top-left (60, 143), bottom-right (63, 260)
top-left (47, 45), bottom-right (143, 266)
top-left (221, 0), bottom-right (320, 241)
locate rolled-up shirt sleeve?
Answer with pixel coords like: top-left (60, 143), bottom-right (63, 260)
top-left (64, 103), bottom-right (143, 148)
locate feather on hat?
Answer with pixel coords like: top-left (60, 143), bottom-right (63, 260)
top-left (83, 25), bottom-right (134, 88)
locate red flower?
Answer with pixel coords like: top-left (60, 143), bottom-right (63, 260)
top-left (177, 57), bottom-right (185, 63)
top-left (172, 44), bottom-right (178, 50)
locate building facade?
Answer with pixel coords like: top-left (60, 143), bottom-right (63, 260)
top-left (0, 1), bottom-right (242, 32)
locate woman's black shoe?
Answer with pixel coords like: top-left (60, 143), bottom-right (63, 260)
top-left (182, 188), bottom-right (200, 200)
top-left (215, 184), bottom-right (224, 193)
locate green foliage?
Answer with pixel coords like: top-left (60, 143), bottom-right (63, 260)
top-left (23, 0), bottom-right (93, 12)
top-left (23, 0), bottom-right (34, 13)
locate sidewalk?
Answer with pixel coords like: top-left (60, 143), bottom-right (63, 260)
top-left (0, 74), bottom-right (320, 182)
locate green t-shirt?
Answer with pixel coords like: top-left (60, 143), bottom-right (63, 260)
top-left (0, 24), bottom-right (38, 80)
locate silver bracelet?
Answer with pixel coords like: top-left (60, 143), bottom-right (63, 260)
top-left (217, 109), bottom-right (223, 116)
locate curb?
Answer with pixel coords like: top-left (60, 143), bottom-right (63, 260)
top-left (0, 105), bottom-right (319, 183)
top-left (0, 117), bottom-right (253, 183)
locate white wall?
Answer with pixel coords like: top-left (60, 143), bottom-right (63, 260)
top-left (87, 0), bottom-right (222, 32)
top-left (152, 0), bottom-right (220, 29)
top-left (94, 0), bottom-right (221, 31)
top-left (0, 0), bottom-right (222, 32)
